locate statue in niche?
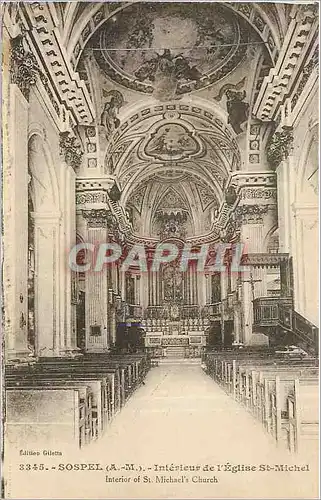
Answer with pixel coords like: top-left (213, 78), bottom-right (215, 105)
top-left (225, 185), bottom-right (237, 206)
top-left (225, 89), bottom-right (249, 134)
top-left (100, 90), bottom-right (124, 136)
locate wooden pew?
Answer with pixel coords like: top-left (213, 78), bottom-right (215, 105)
top-left (6, 374), bottom-right (110, 438)
top-left (269, 376), bottom-right (319, 452)
top-left (5, 352), bottom-right (151, 451)
top-left (6, 386), bottom-right (89, 450)
top-left (37, 363), bottom-right (122, 417)
top-left (8, 361), bottom-right (122, 418)
top-left (237, 365), bottom-right (318, 411)
top-left (203, 351), bottom-right (319, 454)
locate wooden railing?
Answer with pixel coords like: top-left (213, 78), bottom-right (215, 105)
top-left (253, 297), bottom-right (318, 354)
top-left (279, 305), bottom-right (318, 354)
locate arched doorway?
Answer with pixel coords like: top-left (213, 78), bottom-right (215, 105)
top-left (28, 133), bottom-right (60, 356)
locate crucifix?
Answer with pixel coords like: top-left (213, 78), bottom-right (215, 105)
top-left (238, 269), bottom-right (262, 302)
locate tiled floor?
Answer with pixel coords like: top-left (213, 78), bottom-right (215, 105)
top-left (8, 363), bottom-right (319, 499)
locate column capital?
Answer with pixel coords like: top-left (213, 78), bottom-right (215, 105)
top-left (235, 204), bottom-right (270, 225)
top-left (10, 34), bottom-right (39, 101)
top-left (266, 126), bottom-right (294, 169)
top-left (82, 208), bottom-right (117, 229)
top-left (59, 131), bottom-right (83, 171)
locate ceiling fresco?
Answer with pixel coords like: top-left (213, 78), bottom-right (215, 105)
top-left (72, 2), bottom-right (283, 241)
top-left (91, 2), bottom-right (250, 99)
top-left (143, 122), bottom-right (202, 161)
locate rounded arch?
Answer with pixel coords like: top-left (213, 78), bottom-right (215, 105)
top-left (263, 225), bottom-right (279, 253)
top-left (144, 183), bottom-right (197, 238)
top-left (28, 132), bottom-right (60, 214)
top-left (121, 162), bottom-right (224, 208)
top-left (292, 122), bottom-right (319, 325)
top-left (295, 122), bottom-right (319, 206)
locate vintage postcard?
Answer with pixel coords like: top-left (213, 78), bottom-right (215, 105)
top-left (1, 1), bottom-right (319, 499)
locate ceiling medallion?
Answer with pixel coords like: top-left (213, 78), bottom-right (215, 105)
top-left (93, 3), bottom-right (248, 99)
top-left (142, 122), bottom-right (203, 162)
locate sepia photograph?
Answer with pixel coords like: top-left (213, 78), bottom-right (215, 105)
top-left (1, 1), bottom-right (319, 498)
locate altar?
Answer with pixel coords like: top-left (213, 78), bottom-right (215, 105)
top-left (144, 333), bottom-right (206, 358)
top-left (143, 314), bottom-right (208, 358)
top-left (142, 302), bottom-right (209, 358)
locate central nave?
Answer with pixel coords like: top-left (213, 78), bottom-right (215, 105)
top-left (14, 362), bottom-right (318, 500)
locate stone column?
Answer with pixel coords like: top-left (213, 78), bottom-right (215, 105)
top-left (276, 158), bottom-right (292, 252)
top-left (236, 205), bottom-right (269, 344)
top-left (82, 209), bottom-right (116, 352)
top-left (205, 275), bottom-right (211, 304)
top-left (140, 273), bottom-right (147, 309)
top-left (233, 297), bottom-right (242, 343)
top-left (60, 163), bottom-right (79, 356)
top-left (58, 131), bottom-right (84, 356)
top-left (197, 273), bottom-right (207, 306)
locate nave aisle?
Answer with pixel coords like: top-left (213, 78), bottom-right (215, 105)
top-left (15, 363), bottom-right (318, 499)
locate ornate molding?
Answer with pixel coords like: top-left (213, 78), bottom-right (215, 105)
top-left (76, 190), bottom-right (109, 205)
top-left (23, 2), bottom-right (95, 124)
top-left (82, 208), bottom-right (117, 229)
top-left (291, 44), bottom-right (319, 110)
top-left (253, 4), bottom-right (318, 121)
top-left (242, 253), bottom-right (290, 267)
top-left (219, 220), bottom-right (240, 243)
top-left (235, 204), bottom-right (269, 224)
top-left (10, 35), bottom-right (39, 100)
top-left (266, 127), bottom-right (293, 168)
top-left (241, 187), bottom-right (277, 200)
top-left (230, 172), bottom-right (276, 188)
top-left (59, 131), bottom-right (83, 170)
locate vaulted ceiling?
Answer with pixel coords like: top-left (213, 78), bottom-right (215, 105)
top-left (69, 2), bottom-right (286, 240)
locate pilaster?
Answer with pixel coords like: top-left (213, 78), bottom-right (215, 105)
top-left (33, 213), bottom-right (61, 357)
top-left (4, 84), bottom-right (31, 362)
top-left (82, 209), bottom-right (117, 352)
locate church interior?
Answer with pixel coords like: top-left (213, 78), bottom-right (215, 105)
top-left (2, 2), bottom-right (320, 497)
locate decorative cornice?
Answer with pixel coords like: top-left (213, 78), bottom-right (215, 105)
top-left (76, 190), bottom-right (109, 206)
top-left (253, 4), bottom-right (318, 121)
top-left (82, 208), bottom-right (117, 229)
top-left (242, 253), bottom-right (289, 267)
top-left (241, 187), bottom-right (277, 201)
top-left (266, 127), bottom-right (294, 168)
top-left (10, 35), bottom-right (39, 100)
top-left (23, 2), bottom-right (95, 124)
top-left (229, 172), bottom-right (277, 188)
top-left (291, 44), bottom-right (319, 111)
top-left (59, 131), bottom-right (83, 170)
top-left (235, 204), bottom-right (269, 224)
